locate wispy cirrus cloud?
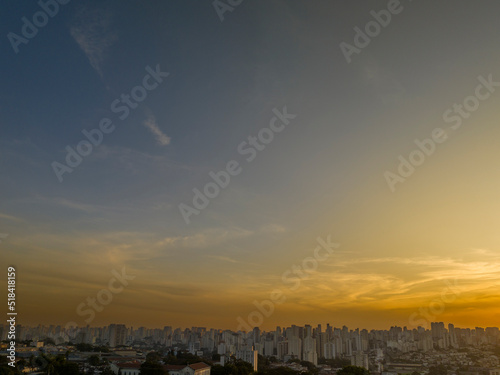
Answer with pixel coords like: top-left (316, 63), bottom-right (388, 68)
top-left (143, 113), bottom-right (171, 146)
top-left (70, 6), bottom-right (118, 77)
top-left (156, 227), bottom-right (253, 250)
top-left (0, 233), bottom-right (9, 243)
top-left (207, 255), bottom-right (240, 264)
top-left (0, 212), bottom-right (23, 222)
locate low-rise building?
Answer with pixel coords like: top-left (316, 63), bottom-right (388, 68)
top-left (165, 362), bottom-right (211, 375)
top-left (110, 361), bottom-right (142, 375)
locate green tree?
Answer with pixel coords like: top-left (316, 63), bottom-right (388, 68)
top-left (76, 343), bottom-right (94, 352)
top-left (140, 362), bottom-right (168, 375)
top-left (146, 352), bottom-right (162, 364)
top-left (162, 351), bottom-right (204, 366)
top-left (39, 338), bottom-right (56, 346)
top-left (257, 355), bottom-right (270, 372)
top-left (256, 368), bottom-right (300, 375)
top-left (318, 358), bottom-right (350, 368)
top-left (224, 363), bottom-right (238, 375)
top-left (94, 345), bottom-right (110, 353)
top-left (41, 354), bottom-right (57, 375)
top-left (101, 367), bottom-right (115, 375)
top-left (336, 366), bottom-right (369, 375)
top-left (54, 362), bottom-right (79, 375)
top-left (0, 365), bottom-right (21, 375)
top-left (163, 354), bottom-right (177, 365)
top-left (29, 355), bottom-right (35, 371)
top-left (0, 356), bottom-right (21, 375)
top-left (88, 355), bottom-right (101, 366)
top-left (429, 365), bottom-right (447, 375)
top-left (232, 359), bottom-right (253, 375)
top-left (211, 365), bottom-right (225, 375)
top-left (299, 361), bottom-right (318, 375)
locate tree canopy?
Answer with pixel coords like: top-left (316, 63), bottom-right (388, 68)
top-left (140, 362), bottom-right (168, 375)
top-left (211, 360), bottom-right (253, 375)
top-left (429, 365), bottom-right (447, 375)
top-left (336, 366), bottom-right (369, 375)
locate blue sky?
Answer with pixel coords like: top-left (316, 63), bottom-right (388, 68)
top-left (2, 0), bottom-right (500, 329)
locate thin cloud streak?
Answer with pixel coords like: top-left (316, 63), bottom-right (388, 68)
top-left (0, 212), bottom-right (23, 222)
top-left (143, 113), bottom-right (171, 146)
top-left (70, 6), bottom-right (118, 77)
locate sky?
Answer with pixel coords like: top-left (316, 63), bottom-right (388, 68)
top-left (1, 0), bottom-right (500, 331)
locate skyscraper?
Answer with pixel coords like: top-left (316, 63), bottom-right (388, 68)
top-left (109, 324), bottom-right (127, 347)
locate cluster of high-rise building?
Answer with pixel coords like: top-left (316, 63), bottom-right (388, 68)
top-left (2, 322), bottom-right (500, 371)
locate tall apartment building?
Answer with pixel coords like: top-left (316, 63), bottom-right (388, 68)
top-left (324, 342), bottom-right (335, 360)
top-left (431, 322), bottom-right (446, 340)
top-left (288, 336), bottom-right (302, 359)
top-left (351, 352), bottom-right (369, 370)
top-left (303, 334), bottom-right (317, 365)
top-left (277, 341), bottom-right (289, 360)
top-left (109, 324), bottom-right (127, 347)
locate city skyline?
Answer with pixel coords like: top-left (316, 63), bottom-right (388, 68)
top-left (4, 319), bottom-right (500, 375)
top-left (4, 320), bottom-right (498, 365)
top-left (8, 320), bottom-right (496, 333)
